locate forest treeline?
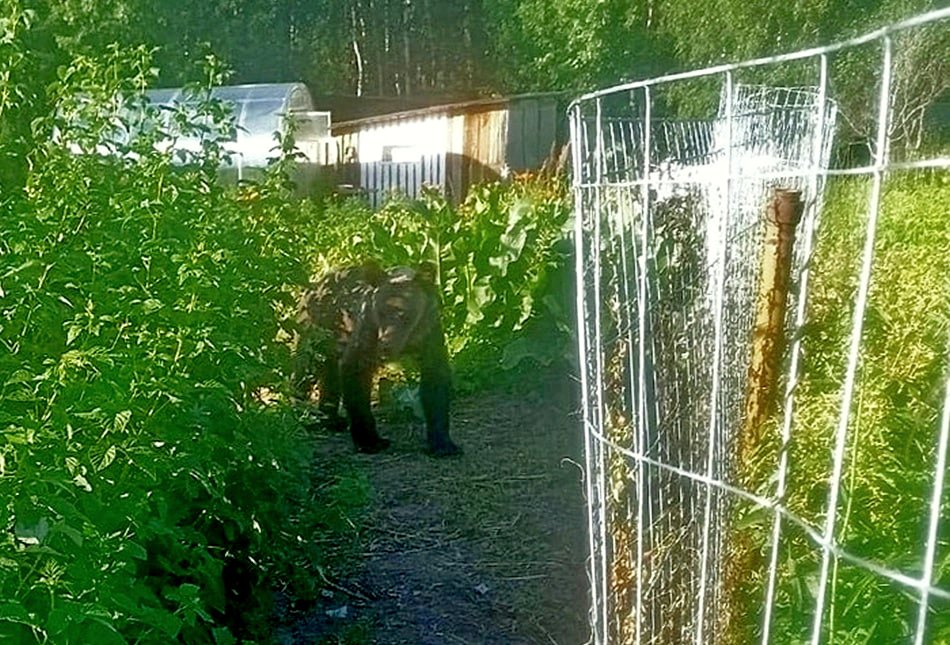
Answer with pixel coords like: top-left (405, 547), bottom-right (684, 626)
top-left (1, 0), bottom-right (947, 189)
top-left (7, 0), bottom-right (946, 96)
top-left (2, 0), bottom-right (946, 176)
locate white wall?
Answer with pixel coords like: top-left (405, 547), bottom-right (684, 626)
top-left (347, 115), bottom-right (450, 162)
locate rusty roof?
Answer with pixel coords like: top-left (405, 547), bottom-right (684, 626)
top-left (330, 91), bottom-right (567, 134)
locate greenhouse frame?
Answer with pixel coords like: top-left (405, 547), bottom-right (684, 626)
top-left (144, 82), bottom-right (332, 174)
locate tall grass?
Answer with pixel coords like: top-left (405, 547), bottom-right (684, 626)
top-left (742, 173), bottom-right (950, 643)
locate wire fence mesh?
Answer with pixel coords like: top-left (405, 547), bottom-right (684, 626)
top-left (569, 8), bottom-right (950, 644)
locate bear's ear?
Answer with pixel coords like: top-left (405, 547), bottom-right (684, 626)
top-left (414, 261), bottom-right (437, 285)
top-left (360, 259), bottom-right (385, 285)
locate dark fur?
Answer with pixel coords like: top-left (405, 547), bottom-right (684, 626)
top-left (293, 261), bottom-right (460, 456)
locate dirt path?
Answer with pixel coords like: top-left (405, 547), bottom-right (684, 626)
top-left (279, 372), bottom-right (591, 644)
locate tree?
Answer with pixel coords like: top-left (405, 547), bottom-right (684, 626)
top-left (299, 0), bottom-right (491, 97)
top-left (5, 0), bottom-right (944, 153)
top-left (655, 0), bottom-right (948, 150)
top-left (0, 1), bottom-right (64, 190)
top-left (483, 0), bottom-right (672, 92)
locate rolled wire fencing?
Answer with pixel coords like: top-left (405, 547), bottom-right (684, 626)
top-left (570, 8), bottom-right (950, 644)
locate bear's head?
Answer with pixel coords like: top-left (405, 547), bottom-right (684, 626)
top-left (370, 263), bottom-right (440, 360)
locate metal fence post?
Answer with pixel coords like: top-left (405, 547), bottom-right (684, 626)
top-left (740, 188), bottom-right (804, 462)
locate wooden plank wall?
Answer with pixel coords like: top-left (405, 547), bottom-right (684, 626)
top-left (323, 95), bottom-right (565, 205)
top-left (342, 154), bottom-right (446, 209)
top-left (506, 96), bottom-right (560, 170)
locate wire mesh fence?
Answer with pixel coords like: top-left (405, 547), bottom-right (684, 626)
top-left (569, 8), bottom-right (950, 644)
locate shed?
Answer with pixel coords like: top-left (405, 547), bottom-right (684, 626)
top-left (329, 92), bottom-right (566, 206)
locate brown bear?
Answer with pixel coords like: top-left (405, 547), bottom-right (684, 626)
top-left (292, 261), bottom-right (460, 456)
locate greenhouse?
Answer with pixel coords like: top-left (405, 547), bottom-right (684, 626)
top-left (144, 82), bottom-right (331, 172)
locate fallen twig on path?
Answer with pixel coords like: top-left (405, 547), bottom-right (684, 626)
top-left (316, 566), bottom-right (376, 603)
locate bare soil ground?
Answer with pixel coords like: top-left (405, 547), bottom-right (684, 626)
top-left (277, 371), bottom-right (591, 644)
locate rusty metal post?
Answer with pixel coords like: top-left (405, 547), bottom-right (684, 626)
top-left (739, 188), bottom-right (804, 465)
top-left (724, 188), bottom-right (804, 645)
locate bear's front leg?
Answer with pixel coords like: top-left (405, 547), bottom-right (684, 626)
top-left (340, 357), bottom-right (391, 454)
top-left (419, 332), bottom-right (461, 457)
top-left (317, 354), bottom-right (348, 433)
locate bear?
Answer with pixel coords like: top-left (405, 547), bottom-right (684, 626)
top-left (292, 260), bottom-right (461, 457)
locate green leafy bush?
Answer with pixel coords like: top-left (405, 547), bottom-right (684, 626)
top-left (0, 47), bottom-right (362, 642)
top-left (308, 178), bottom-right (574, 387)
top-left (0, 2), bottom-right (45, 189)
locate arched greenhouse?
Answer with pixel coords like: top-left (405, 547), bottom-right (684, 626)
top-left (144, 82), bottom-right (332, 177)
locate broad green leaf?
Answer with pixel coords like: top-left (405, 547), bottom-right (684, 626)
top-left (4, 370), bottom-right (34, 385)
top-left (213, 626), bottom-right (237, 645)
top-left (78, 616), bottom-right (126, 645)
top-left (97, 444), bottom-right (116, 471)
top-left (72, 473), bottom-right (92, 492)
top-left (142, 298), bottom-right (163, 314)
top-left (52, 522), bottom-right (83, 547)
top-left (0, 260), bottom-right (36, 280)
top-left (135, 605), bottom-right (183, 638)
top-left (46, 607), bottom-right (72, 636)
top-left (4, 389), bottom-right (37, 403)
top-left (0, 603), bottom-right (30, 624)
top-left (113, 410), bottom-right (131, 433)
top-left (66, 324), bottom-right (82, 346)
top-left (122, 540), bottom-right (148, 560)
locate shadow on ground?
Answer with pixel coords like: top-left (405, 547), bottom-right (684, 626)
top-left (276, 371), bottom-right (591, 644)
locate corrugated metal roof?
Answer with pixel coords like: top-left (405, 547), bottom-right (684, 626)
top-left (331, 91), bottom-right (567, 134)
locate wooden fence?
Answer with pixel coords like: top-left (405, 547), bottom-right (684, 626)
top-left (334, 154), bottom-right (447, 209)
